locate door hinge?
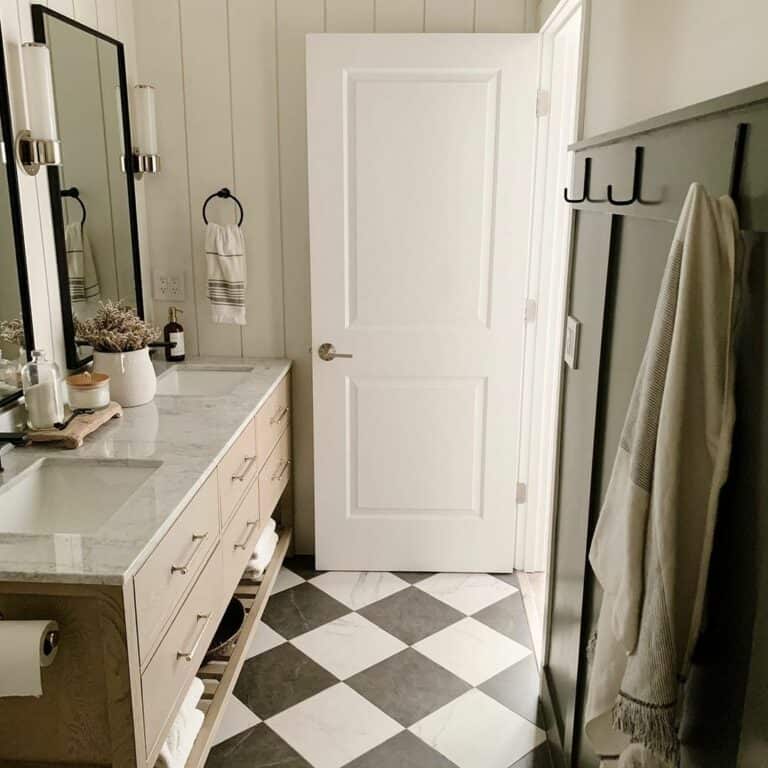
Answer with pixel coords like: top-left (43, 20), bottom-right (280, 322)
top-left (516, 482), bottom-right (527, 504)
top-left (536, 89), bottom-right (550, 118)
top-left (524, 298), bottom-right (537, 324)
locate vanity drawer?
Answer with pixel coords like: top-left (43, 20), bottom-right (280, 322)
top-left (259, 428), bottom-right (291, 520)
top-left (256, 374), bottom-right (290, 470)
top-left (142, 544), bottom-right (223, 758)
top-left (221, 475), bottom-right (261, 596)
top-left (134, 472), bottom-right (219, 664)
top-left (218, 419), bottom-right (258, 527)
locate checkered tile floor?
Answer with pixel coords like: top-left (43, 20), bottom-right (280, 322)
top-left (206, 559), bottom-right (550, 768)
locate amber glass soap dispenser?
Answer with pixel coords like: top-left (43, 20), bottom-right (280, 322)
top-left (164, 306), bottom-right (185, 362)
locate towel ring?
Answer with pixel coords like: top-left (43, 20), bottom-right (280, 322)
top-left (61, 186), bottom-right (86, 226)
top-left (202, 187), bottom-right (244, 227)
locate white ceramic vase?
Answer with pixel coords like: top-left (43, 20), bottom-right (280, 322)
top-left (92, 348), bottom-right (156, 407)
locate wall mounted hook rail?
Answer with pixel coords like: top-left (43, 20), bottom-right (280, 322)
top-left (607, 146), bottom-right (644, 205)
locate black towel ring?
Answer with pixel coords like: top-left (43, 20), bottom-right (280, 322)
top-left (61, 186), bottom-right (86, 226)
top-left (202, 187), bottom-right (244, 227)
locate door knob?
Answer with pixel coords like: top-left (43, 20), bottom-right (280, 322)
top-left (318, 343), bottom-right (353, 361)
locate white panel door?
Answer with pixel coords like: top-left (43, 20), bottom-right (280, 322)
top-left (307, 34), bottom-right (538, 571)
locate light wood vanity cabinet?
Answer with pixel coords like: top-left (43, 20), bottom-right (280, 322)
top-left (0, 369), bottom-right (292, 768)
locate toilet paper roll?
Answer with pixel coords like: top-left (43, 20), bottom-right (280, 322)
top-left (0, 620), bottom-right (59, 697)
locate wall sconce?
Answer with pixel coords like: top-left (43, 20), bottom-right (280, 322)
top-left (15, 43), bottom-right (61, 176)
top-left (131, 84), bottom-right (159, 178)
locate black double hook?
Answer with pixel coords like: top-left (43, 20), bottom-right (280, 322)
top-left (563, 157), bottom-right (598, 203)
top-left (607, 146), bottom-right (644, 205)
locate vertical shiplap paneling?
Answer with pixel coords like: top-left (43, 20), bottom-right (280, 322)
top-left (95, 0), bottom-right (117, 37)
top-left (133, 0), bottom-right (196, 346)
top-left (325, 0), bottom-right (374, 32)
top-left (72, 0), bottom-right (97, 26)
top-left (424, 0), bottom-right (475, 31)
top-left (276, 0), bottom-right (324, 553)
top-left (180, 0), bottom-right (241, 357)
top-left (374, 0), bottom-right (425, 32)
top-left (229, 0), bottom-right (284, 357)
top-left (46, 0), bottom-right (75, 16)
top-left (476, 0), bottom-right (526, 31)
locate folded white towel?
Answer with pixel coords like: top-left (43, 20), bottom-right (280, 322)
top-left (155, 678), bottom-right (205, 768)
top-left (206, 223), bottom-right (246, 325)
top-left (245, 530), bottom-right (279, 576)
top-left (65, 222), bottom-right (100, 307)
top-left (252, 518), bottom-right (277, 558)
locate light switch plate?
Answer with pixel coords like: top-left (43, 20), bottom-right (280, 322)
top-left (564, 315), bottom-right (581, 369)
top-left (153, 272), bottom-right (185, 302)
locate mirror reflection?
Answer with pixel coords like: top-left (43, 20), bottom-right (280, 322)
top-left (40, 11), bottom-right (142, 368)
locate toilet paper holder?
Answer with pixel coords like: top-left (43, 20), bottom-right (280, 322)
top-left (0, 611), bottom-right (59, 656)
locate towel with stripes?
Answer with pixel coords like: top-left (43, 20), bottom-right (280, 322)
top-left (205, 222), bottom-right (247, 325)
top-left (65, 222), bottom-right (100, 306)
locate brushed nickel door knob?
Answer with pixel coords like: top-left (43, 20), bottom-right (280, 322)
top-left (318, 343), bottom-right (353, 361)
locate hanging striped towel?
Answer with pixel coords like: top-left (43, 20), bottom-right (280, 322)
top-left (205, 223), bottom-right (246, 325)
top-left (65, 222), bottom-right (100, 305)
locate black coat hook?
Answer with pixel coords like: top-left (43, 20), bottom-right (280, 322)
top-left (564, 156), bottom-right (594, 203)
top-left (202, 187), bottom-right (244, 226)
top-left (728, 123), bottom-right (749, 212)
top-left (607, 146), bottom-right (644, 206)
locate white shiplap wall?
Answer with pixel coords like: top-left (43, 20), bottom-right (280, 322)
top-left (0, 0), bottom-right (149, 374)
top-left (134, 0), bottom-right (533, 554)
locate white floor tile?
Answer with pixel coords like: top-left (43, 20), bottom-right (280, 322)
top-left (415, 573), bottom-right (518, 615)
top-left (309, 571), bottom-right (409, 610)
top-left (271, 567), bottom-right (306, 595)
top-left (291, 612), bottom-right (406, 679)
top-left (413, 617), bottom-right (531, 686)
top-left (245, 621), bottom-right (285, 659)
top-left (211, 694), bottom-right (261, 746)
top-left (410, 689), bottom-right (546, 768)
top-left (267, 683), bottom-right (403, 768)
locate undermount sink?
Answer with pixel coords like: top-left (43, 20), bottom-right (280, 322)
top-left (0, 458), bottom-right (161, 535)
top-left (156, 365), bottom-right (254, 397)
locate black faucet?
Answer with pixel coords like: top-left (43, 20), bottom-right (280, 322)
top-left (0, 432), bottom-right (30, 471)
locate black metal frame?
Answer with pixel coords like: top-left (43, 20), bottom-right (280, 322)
top-left (0, 21), bottom-right (35, 409)
top-left (32, 4), bottom-right (145, 370)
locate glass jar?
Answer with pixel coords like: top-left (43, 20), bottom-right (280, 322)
top-left (21, 349), bottom-right (65, 430)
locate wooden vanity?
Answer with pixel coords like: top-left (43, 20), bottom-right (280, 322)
top-left (0, 365), bottom-right (292, 768)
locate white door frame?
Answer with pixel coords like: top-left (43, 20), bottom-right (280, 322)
top-left (514, 0), bottom-right (589, 572)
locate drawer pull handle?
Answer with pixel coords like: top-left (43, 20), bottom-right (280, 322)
top-left (170, 532), bottom-right (208, 575)
top-left (176, 613), bottom-right (212, 661)
top-left (232, 455), bottom-right (257, 482)
top-left (271, 459), bottom-right (291, 483)
top-left (233, 520), bottom-right (259, 550)
top-left (270, 406), bottom-right (289, 425)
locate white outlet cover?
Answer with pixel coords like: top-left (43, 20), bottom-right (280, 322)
top-left (153, 272), bottom-right (185, 302)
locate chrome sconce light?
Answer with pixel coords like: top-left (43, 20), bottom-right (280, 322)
top-left (15, 42), bottom-right (61, 176)
top-left (129, 84), bottom-right (159, 179)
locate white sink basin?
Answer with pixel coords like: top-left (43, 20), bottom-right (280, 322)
top-left (0, 458), bottom-right (161, 535)
top-left (156, 365), bottom-right (254, 396)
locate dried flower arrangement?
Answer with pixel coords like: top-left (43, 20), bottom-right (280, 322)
top-left (75, 300), bottom-right (159, 353)
top-left (0, 317), bottom-right (25, 347)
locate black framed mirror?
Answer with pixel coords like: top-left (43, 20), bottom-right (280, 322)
top-left (32, 5), bottom-right (144, 370)
top-left (0, 22), bottom-right (35, 408)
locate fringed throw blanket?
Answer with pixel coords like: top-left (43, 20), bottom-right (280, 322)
top-left (206, 223), bottom-right (247, 325)
top-left (585, 184), bottom-right (742, 767)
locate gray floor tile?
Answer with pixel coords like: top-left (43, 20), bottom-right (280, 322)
top-left (283, 555), bottom-right (324, 580)
top-left (206, 723), bottom-right (312, 768)
top-left (234, 643), bottom-right (338, 719)
top-left (347, 648), bottom-right (470, 727)
top-left (479, 653), bottom-right (543, 726)
top-left (343, 730), bottom-right (459, 768)
top-left (359, 586), bottom-right (464, 645)
top-left (493, 572), bottom-right (520, 587)
top-left (393, 571), bottom-right (435, 584)
top-left (509, 742), bottom-right (552, 768)
top-left (472, 593), bottom-right (534, 648)
top-left (262, 582), bottom-right (349, 639)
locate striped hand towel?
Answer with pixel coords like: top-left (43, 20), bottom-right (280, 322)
top-left (205, 223), bottom-right (246, 325)
top-left (65, 222), bottom-right (100, 306)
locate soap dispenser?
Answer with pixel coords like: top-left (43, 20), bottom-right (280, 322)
top-left (163, 306), bottom-right (185, 362)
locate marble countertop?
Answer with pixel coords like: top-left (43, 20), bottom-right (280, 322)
top-left (0, 357), bottom-right (291, 586)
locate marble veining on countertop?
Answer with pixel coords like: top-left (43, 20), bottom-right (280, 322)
top-left (0, 357), bottom-right (291, 586)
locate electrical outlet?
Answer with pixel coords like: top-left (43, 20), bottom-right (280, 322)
top-left (153, 272), bottom-right (185, 302)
